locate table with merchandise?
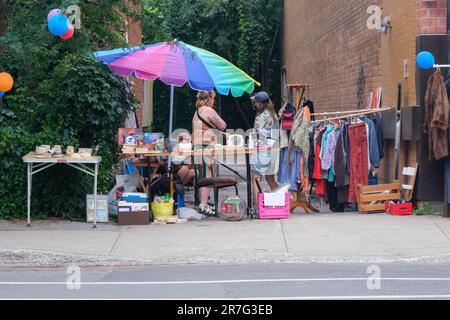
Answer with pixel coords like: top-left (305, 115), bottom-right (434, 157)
top-left (22, 152), bottom-right (102, 228)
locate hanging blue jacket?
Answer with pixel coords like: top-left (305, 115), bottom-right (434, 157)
top-left (361, 116), bottom-right (380, 168)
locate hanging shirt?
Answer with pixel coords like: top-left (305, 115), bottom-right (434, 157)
top-left (361, 116), bottom-right (380, 168)
top-left (322, 128), bottom-right (340, 182)
top-left (320, 124), bottom-right (335, 160)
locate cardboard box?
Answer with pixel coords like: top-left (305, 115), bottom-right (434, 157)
top-left (121, 192), bottom-right (148, 203)
top-left (118, 211), bottom-right (150, 226)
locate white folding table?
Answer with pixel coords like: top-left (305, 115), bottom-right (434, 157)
top-left (22, 152), bottom-right (102, 228)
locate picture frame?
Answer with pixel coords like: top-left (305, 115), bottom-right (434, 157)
top-left (86, 195), bottom-right (109, 223)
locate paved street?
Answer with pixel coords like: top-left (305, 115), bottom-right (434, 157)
top-left (2, 212), bottom-right (450, 267)
top-left (1, 263), bottom-right (450, 300)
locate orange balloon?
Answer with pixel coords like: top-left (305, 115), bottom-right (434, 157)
top-left (0, 72), bottom-right (14, 92)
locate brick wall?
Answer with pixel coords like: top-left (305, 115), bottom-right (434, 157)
top-left (417, 0), bottom-right (447, 34)
top-left (283, 0), bottom-right (427, 184)
top-left (282, 0), bottom-right (381, 112)
top-left (123, 0), bottom-right (144, 127)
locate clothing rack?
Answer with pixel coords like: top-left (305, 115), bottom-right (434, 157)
top-left (311, 107), bottom-right (392, 124)
top-left (286, 84), bottom-right (319, 214)
top-left (287, 84), bottom-right (310, 109)
top-left (312, 107), bottom-right (389, 116)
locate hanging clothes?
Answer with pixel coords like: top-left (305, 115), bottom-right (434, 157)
top-left (423, 69), bottom-right (449, 161)
top-left (278, 104), bottom-right (292, 149)
top-left (322, 127), bottom-right (340, 182)
top-left (308, 129), bottom-right (316, 180)
top-left (278, 147), bottom-right (291, 185)
top-left (291, 106), bottom-right (311, 178)
top-left (313, 128), bottom-right (326, 197)
top-left (343, 123), bottom-right (351, 175)
top-left (334, 131), bottom-right (349, 205)
top-left (288, 146), bottom-right (302, 192)
top-left (361, 116), bottom-right (380, 168)
top-left (371, 117), bottom-right (384, 160)
top-left (348, 123), bottom-right (369, 203)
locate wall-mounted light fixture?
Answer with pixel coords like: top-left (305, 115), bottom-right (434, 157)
top-left (379, 16), bottom-right (391, 33)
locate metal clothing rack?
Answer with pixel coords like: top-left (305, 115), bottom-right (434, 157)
top-left (286, 84), bottom-right (319, 214)
top-left (311, 107), bottom-right (392, 124)
top-left (433, 64), bottom-right (450, 68)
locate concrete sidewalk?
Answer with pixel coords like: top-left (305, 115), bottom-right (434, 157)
top-left (2, 212), bottom-right (450, 267)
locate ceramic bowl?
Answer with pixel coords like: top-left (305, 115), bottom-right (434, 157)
top-left (35, 146), bottom-right (47, 155)
top-left (53, 145), bottom-right (62, 153)
top-left (66, 146), bottom-right (75, 156)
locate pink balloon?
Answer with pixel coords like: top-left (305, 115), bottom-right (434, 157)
top-left (60, 24), bottom-right (75, 40)
top-left (47, 9), bottom-right (62, 22)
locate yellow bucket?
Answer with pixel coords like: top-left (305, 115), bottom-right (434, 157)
top-left (151, 201), bottom-right (174, 219)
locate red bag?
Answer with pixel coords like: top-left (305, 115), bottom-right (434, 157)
top-left (281, 105), bottom-right (295, 131)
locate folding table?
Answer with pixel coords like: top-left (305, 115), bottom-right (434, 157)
top-left (22, 152), bottom-right (102, 228)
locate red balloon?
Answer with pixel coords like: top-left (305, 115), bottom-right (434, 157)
top-left (60, 24), bottom-right (74, 40)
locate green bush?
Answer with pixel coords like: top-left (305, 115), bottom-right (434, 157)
top-left (0, 55), bottom-right (135, 220)
top-left (0, 1), bottom-right (140, 220)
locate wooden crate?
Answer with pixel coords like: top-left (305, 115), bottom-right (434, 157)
top-left (357, 181), bottom-right (401, 214)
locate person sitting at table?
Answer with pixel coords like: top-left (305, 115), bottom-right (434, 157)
top-left (250, 91), bottom-right (280, 208)
top-left (192, 90), bottom-right (227, 216)
top-left (171, 132), bottom-right (195, 186)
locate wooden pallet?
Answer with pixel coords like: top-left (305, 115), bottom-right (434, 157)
top-left (357, 181), bottom-right (401, 214)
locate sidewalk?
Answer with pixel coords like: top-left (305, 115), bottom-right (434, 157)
top-left (2, 212), bottom-right (450, 267)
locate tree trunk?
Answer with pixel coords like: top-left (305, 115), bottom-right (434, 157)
top-left (0, 0), bottom-right (4, 37)
top-left (259, 44), bottom-right (270, 93)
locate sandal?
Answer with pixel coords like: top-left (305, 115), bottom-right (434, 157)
top-left (199, 204), bottom-right (216, 217)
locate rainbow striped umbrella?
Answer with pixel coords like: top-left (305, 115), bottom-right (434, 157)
top-left (94, 40), bottom-right (260, 136)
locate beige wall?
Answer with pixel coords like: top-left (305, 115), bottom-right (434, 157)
top-left (375, 0), bottom-right (418, 182)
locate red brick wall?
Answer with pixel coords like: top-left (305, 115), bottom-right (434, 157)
top-left (417, 0), bottom-right (447, 34)
top-left (123, 1), bottom-right (144, 127)
top-left (283, 0), bottom-right (425, 185)
top-left (282, 0), bottom-right (382, 112)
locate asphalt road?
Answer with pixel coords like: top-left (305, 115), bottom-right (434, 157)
top-left (1, 263), bottom-right (450, 300)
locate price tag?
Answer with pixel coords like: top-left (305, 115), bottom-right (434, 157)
top-left (57, 159), bottom-right (68, 164)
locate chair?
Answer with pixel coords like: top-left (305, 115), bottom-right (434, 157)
top-left (192, 154), bottom-right (239, 217)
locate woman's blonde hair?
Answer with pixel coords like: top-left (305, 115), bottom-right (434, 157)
top-left (196, 90), bottom-right (216, 108)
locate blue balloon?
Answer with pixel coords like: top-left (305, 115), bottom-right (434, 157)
top-left (0, 91), bottom-right (4, 98)
top-left (48, 14), bottom-right (69, 37)
top-left (416, 51), bottom-right (436, 70)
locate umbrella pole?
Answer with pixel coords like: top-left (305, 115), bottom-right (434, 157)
top-left (167, 85), bottom-right (175, 172)
top-left (169, 85), bottom-right (174, 140)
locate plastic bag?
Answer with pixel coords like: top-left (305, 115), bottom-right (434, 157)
top-left (177, 208), bottom-right (205, 221)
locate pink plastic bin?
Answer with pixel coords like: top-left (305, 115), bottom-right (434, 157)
top-left (258, 193), bottom-right (290, 220)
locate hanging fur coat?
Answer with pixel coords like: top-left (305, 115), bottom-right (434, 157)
top-left (423, 70), bottom-right (449, 161)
